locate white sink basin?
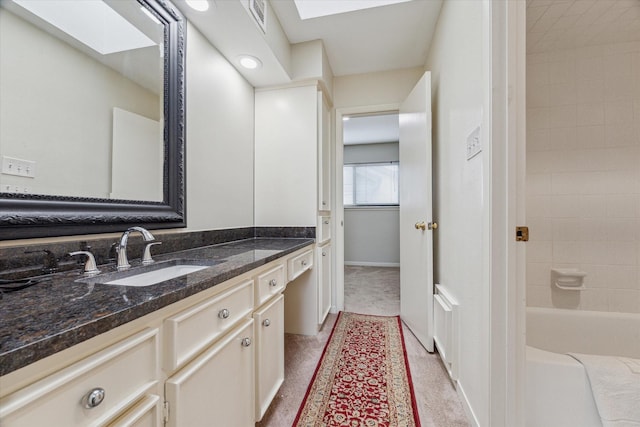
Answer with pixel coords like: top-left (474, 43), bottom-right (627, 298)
top-left (104, 264), bottom-right (209, 287)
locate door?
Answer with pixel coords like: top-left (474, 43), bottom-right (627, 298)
top-left (165, 319), bottom-right (255, 427)
top-left (399, 71), bottom-right (434, 352)
top-left (254, 294), bottom-right (284, 421)
top-left (318, 243), bottom-right (332, 324)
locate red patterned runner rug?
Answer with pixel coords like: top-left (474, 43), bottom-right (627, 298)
top-left (293, 312), bottom-right (421, 427)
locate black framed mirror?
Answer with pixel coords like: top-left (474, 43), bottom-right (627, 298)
top-left (0, 0), bottom-right (186, 240)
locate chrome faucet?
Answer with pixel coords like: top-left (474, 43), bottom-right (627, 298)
top-left (68, 251), bottom-right (100, 275)
top-left (115, 227), bottom-right (156, 270)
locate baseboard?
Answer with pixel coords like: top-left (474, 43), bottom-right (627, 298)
top-left (344, 261), bottom-right (400, 267)
top-left (457, 381), bottom-right (480, 427)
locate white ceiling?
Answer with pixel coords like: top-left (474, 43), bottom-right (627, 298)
top-left (343, 113), bottom-right (399, 145)
top-left (527, 0), bottom-right (640, 53)
top-left (176, 0), bottom-right (442, 86)
top-left (270, 0), bottom-right (443, 76)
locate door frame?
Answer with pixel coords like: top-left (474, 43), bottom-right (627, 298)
top-left (486, 0), bottom-right (526, 425)
top-left (332, 103), bottom-right (400, 313)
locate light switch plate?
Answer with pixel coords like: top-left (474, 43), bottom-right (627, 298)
top-left (2, 156), bottom-right (36, 178)
top-left (466, 126), bottom-right (481, 160)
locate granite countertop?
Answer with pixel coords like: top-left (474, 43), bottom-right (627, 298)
top-left (0, 237), bottom-right (314, 376)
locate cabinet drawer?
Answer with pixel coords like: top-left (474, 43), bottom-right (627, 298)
top-left (0, 328), bottom-right (159, 427)
top-left (164, 279), bottom-right (254, 372)
top-left (318, 216), bottom-right (331, 243)
top-left (288, 249), bottom-right (314, 281)
top-left (255, 264), bottom-right (285, 307)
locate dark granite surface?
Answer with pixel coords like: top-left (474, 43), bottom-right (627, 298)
top-left (0, 226), bottom-right (315, 276)
top-left (0, 237), bottom-right (314, 376)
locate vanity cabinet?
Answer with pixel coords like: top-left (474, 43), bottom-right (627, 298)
top-left (0, 245), bottom-right (313, 427)
top-left (165, 319), bottom-right (255, 427)
top-left (253, 294), bottom-right (285, 421)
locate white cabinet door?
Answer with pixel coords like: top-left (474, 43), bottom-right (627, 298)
top-left (253, 294), bottom-right (284, 421)
top-left (165, 319), bottom-right (255, 427)
top-left (318, 243), bottom-right (332, 325)
top-left (318, 91), bottom-right (331, 212)
top-left (255, 85), bottom-right (318, 226)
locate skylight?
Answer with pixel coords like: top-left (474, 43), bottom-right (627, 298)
top-left (12, 0), bottom-right (156, 55)
top-left (293, 0), bottom-right (412, 20)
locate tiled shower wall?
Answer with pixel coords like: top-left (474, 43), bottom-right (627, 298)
top-left (526, 41), bottom-right (640, 313)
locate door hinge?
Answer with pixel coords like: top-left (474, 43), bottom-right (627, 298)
top-left (516, 226), bottom-right (529, 242)
top-left (163, 401), bottom-right (170, 424)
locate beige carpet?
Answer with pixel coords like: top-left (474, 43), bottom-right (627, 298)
top-left (257, 266), bottom-right (470, 427)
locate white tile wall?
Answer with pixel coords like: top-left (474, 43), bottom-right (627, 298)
top-left (526, 40), bottom-right (640, 314)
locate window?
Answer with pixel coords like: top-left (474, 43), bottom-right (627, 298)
top-left (343, 162), bottom-right (399, 206)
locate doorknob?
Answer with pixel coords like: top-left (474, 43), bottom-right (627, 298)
top-left (428, 222), bottom-right (438, 230)
top-left (415, 221), bottom-right (426, 231)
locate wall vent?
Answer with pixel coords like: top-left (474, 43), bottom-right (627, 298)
top-left (434, 284), bottom-right (459, 381)
top-left (249, 0), bottom-right (267, 33)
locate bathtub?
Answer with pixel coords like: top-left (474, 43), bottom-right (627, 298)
top-left (526, 307), bottom-right (640, 427)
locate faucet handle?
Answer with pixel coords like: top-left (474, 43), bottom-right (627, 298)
top-left (142, 242), bottom-right (162, 265)
top-left (68, 251), bottom-right (100, 275)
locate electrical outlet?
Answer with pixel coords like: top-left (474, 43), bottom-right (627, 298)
top-left (2, 156), bottom-right (36, 178)
top-left (2, 184), bottom-right (30, 193)
top-left (466, 126), bottom-right (481, 160)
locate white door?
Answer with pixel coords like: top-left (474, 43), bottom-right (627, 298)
top-left (399, 72), bottom-right (434, 352)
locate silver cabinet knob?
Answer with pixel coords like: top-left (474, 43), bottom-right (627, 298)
top-left (269, 279), bottom-right (278, 287)
top-left (322, 252), bottom-right (326, 256)
top-left (218, 308), bottom-right (230, 319)
top-left (241, 337), bottom-right (252, 347)
top-left (263, 319), bottom-right (271, 327)
top-left (323, 220), bottom-right (329, 224)
top-left (301, 260), bottom-right (307, 266)
top-left (83, 388), bottom-right (105, 409)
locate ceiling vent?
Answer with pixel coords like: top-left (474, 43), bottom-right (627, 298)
top-left (249, 0), bottom-right (266, 33)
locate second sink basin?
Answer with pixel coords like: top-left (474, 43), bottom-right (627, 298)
top-left (104, 264), bottom-right (209, 287)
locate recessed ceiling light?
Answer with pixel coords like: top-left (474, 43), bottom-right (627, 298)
top-left (185, 0), bottom-right (210, 12)
top-left (238, 55), bottom-right (262, 70)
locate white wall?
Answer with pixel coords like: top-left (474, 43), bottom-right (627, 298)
top-left (333, 68), bottom-right (424, 109)
top-left (424, 0), bottom-right (488, 425)
top-left (186, 23), bottom-right (256, 231)
top-left (526, 41), bottom-right (640, 314)
top-left (344, 142), bottom-right (399, 265)
top-left (344, 208), bottom-right (399, 266)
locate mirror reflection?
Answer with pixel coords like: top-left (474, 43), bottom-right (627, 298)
top-left (0, 0), bottom-right (165, 201)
